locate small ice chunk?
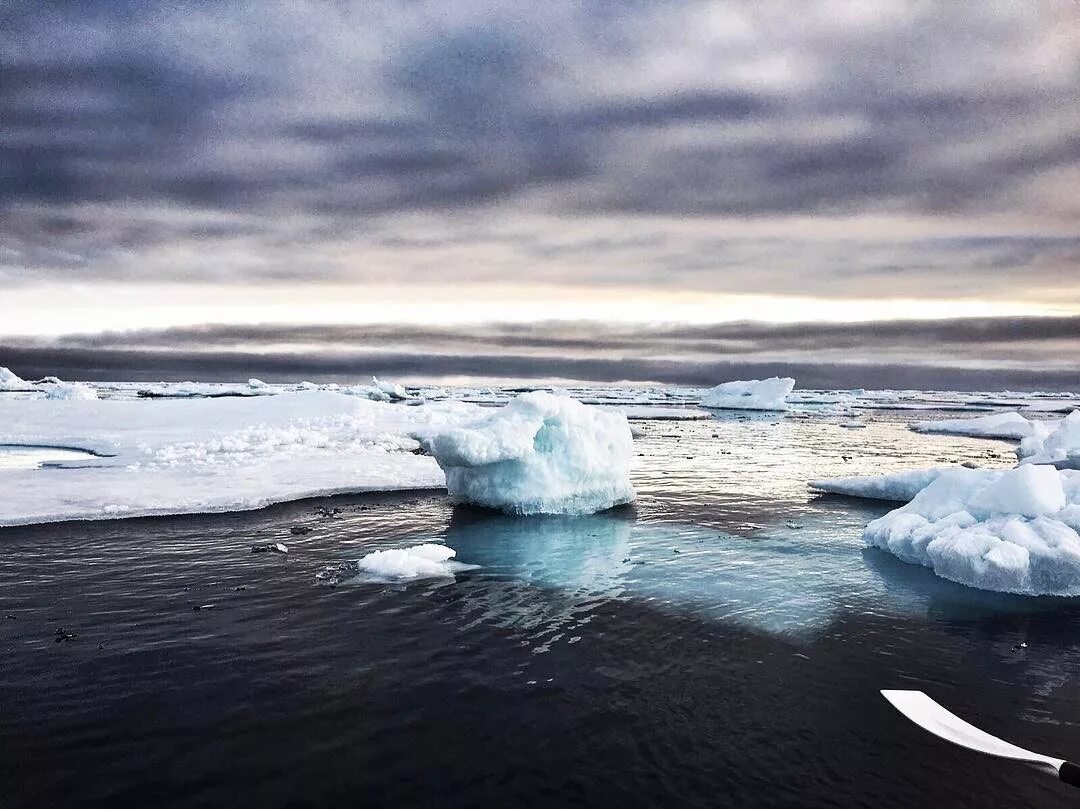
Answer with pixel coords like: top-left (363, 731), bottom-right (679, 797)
top-left (427, 391), bottom-right (635, 515)
top-left (700, 377), bottom-right (795, 412)
top-left (357, 543), bottom-right (473, 580)
top-left (251, 542), bottom-right (288, 554)
top-left (248, 378), bottom-right (268, 389)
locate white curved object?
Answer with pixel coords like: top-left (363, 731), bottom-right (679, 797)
top-left (881, 690), bottom-right (1074, 783)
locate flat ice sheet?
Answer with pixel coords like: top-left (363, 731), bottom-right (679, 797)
top-left (0, 392), bottom-right (483, 526)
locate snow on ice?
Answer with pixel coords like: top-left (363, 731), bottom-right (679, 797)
top-left (426, 391), bottom-right (636, 515)
top-left (700, 377), bottom-right (795, 411)
top-left (0, 391), bottom-right (483, 526)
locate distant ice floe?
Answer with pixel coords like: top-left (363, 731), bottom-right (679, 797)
top-left (862, 466), bottom-right (1080, 596)
top-left (41, 379), bottom-right (99, 400)
top-left (910, 411), bottom-right (1050, 441)
top-left (0, 369), bottom-right (99, 399)
top-left (1019, 411), bottom-right (1080, 469)
top-left (427, 391), bottom-right (636, 515)
top-left (700, 377), bottom-right (796, 412)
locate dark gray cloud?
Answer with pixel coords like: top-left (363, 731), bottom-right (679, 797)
top-left (6, 315), bottom-right (1078, 390)
top-left (3, 345), bottom-right (1077, 393)
top-left (1, 0), bottom-right (1078, 299)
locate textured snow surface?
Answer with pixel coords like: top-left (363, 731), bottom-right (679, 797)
top-left (700, 377), bottom-right (795, 411)
top-left (427, 391), bottom-right (635, 515)
top-left (0, 392), bottom-right (485, 526)
top-left (356, 544), bottom-right (476, 580)
top-left (910, 411), bottom-right (1047, 440)
top-left (1019, 411), bottom-right (1080, 468)
top-left (864, 465), bottom-right (1080, 595)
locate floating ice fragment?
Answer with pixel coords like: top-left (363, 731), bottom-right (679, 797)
top-left (252, 543), bottom-right (288, 554)
top-left (356, 543), bottom-right (476, 580)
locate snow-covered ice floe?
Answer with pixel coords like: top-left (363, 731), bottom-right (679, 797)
top-left (809, 467), bottom-right (955, 502)
top-left (0, 391), bottom-right (485, 526)
top-left (864, 465), bottom-right (1080, 595)
top-left (426, 391), bottom-right (635, 516)
top-left (700, 377), bottom-right (795, 412)
top-left (1019, 411), bottom-right (1080, 469)
top-left (910, 411), bottom-right (1050, 441)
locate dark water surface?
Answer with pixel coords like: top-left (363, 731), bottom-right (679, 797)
top-left (4, 412), bottom-right (1080, 807)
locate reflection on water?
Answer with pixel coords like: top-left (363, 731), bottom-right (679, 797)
top-left (430, 504), bottom-right (1074, 644)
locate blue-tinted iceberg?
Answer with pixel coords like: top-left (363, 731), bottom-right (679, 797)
top-left (700, 377), bottom-right (795, 411)
top-left (427, 391), bottom-right (636, 515)
top-left (864, 465), bottom-right (1080, 595)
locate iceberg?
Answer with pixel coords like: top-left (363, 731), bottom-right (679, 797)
top-left (1019, 410), bottom-right (1080, 468)
top-left (427, 391), bottom-right (636, 515)
top-left (864, 465), bottom-right (1080, 595)
top-left (910, 411), bottom-right (1045, 441)
top-left (700, 377), bottom-right (795, 411)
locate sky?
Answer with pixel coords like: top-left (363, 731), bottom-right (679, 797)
top-left (2, 1), bottom-right (1079, 386)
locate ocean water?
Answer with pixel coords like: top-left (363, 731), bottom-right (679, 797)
top-left (3, 401), bottom-right (1080, 807)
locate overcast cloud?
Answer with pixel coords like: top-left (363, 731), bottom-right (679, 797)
top-left (2, 0), bottom-right (1079, 306)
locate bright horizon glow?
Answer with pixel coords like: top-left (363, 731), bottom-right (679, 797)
top-left (2, 282), bottom-right (1078, 337)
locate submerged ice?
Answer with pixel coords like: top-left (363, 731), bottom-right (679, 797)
top-left (427, 391), bottom-right (636, 515)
